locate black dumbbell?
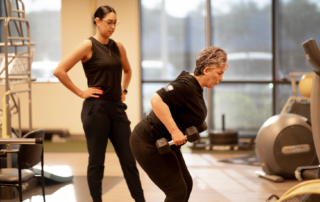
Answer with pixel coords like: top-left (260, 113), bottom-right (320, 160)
top-left (197, 121), bottom-right (207, 134)
top-left (156, 122), bottom-right (207, 154)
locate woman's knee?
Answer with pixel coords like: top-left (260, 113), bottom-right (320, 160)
top-left (185, 175), bottom-right (193, 194)
top-left (185, 179), bottom-right (193, 201)
top-left (166, 181), bottom-right (188, 202)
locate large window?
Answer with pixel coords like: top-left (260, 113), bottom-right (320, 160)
top-left (277, 0), bottom-right (320, 80)
top-left (141, 0), bottom-right (206, 116)
top-left (25, 0), bottom-right (61, 82)
top-left (0, 0), bottom-right (61, 82)
top-left (141, 0), bottom-right (206, 81)
top-left (140, 0), bottom-right (320, 132)
top-left (211, 0), bottom-right (272, 81)
top-left (213, 84), bottom-right (272, 130)
top-left (210, 0), bottom-right (272, 131)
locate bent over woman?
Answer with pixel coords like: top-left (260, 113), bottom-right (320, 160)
top-left (130, 46), bottom-right (228, 202)
top-left (53, 5), bottom-right (145, 202)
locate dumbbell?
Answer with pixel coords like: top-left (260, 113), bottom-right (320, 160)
top-left (156, 122), bottom-right (207, 154)
top-left (197, 122), bottom-right (208, 134)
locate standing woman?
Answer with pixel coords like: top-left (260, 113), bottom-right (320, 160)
top-left (53, 5), bottom-right (145, 202)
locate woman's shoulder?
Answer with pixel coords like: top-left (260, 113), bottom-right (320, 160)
top-left (70, 38), bottom-right (93, 56)
top-left (172, 71), bottom-right (198, 92)
top-left (74, 37), bottom-right (92, 50)
top-left (112, 40), bottom-right (124, 49)
top-left (76, 39), bottom-right (92, 54)
top-left (111, 40), bottom-right (126, 55)
top-left (174, 71), bottom-right (193, 84)
top-left (83, 38), bottom-right (93, 47)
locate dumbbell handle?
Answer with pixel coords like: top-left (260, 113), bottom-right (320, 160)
top-left (168, 135), bottom-right (187, 146)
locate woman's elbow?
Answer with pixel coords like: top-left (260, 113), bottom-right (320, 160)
top-left (124, 67), bottom-right (132, 74)
top-left (53, 69), bottom-right (59, 77)
top-left (150, 93), bottom-right (161, 108)
top-left (150, 97), bottom-right (156, 107)
top-left (53, 68), bottom-right (64, 79)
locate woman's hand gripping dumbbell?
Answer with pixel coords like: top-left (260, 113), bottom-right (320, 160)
top-left (156, 122), bottom-right (207, 154)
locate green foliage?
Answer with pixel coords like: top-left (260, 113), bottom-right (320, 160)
top-left (213, 92), bottom-right (272, 130)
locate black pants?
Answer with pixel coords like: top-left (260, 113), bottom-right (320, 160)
top-left (81, 98), bottom-right (145, 202)
top-left (130, 122), bottom-right (193, 202)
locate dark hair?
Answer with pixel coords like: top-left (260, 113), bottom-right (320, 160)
top-left (93, 5), bottom-right (116, 25)
top-left (194, 46), bottom-right (227, 76)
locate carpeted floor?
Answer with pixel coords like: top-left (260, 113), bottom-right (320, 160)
top-left (219, 154), bottom-right (260, 166)
top-left (2, 176), bottom-right (123, 202)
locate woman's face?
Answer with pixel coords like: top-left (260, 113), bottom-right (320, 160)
top-left (203, 64), bottom-right (226, 89)
top-left (99, 12), bottom-right (118, 38)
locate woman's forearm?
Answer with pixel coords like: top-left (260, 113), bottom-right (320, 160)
top-left (53, 70), bottom-right (83, 97)
top-left (122, 68), bottom-right (132, 90)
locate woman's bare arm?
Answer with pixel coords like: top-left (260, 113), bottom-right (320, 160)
top-left (53, 40), bottom-right (102, 98)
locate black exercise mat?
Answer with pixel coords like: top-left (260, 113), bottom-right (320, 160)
top-left (2, 176), bottom-right (123, 202)
top-left (219, 154), bottom-right (260, 166)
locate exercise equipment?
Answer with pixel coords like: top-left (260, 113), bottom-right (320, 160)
top-left (264, 38), bottom-right (320, 201)
top-left (209, 114), bottom-right (238, 150)
top-left (293, 38), bottom-right (320, 183)
top-left (33, 165), bottom-right (74, 183)
top-left (191, 114), bottom-right (253, 151)
top-left (274, 179), bottom-right (320, 202)
top-left (156, 122), bottom-right (207, 154)
top-left (0, 129), bottom-right (19, 168)
top-left (255, 113), bottom-right (318, 181)
top-left (256, 70), bottom-right (317, 181)
top-left (1, 0), bottom-right (36, 170)
top-left (281, 72), bottom-right (312, 120)
top-left (0, 138), bottom-right (42, 144)
top-left (0, 1), bottom-right (73, 187)
top-left (299, 74), bottom-right (313, 98)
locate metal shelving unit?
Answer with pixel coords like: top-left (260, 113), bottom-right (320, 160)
top-left (0, 0), bottom-right (36, 167)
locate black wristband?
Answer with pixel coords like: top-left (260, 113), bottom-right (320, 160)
top-left (123, 89), bottom-right (128, 94)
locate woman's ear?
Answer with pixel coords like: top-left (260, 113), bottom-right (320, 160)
top-left (203, 66), bottom-right (209, 75)
top-left (94, 17), bottom-right (100, 26)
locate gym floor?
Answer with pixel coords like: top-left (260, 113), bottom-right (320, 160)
top-left (31, 151), bottom-right (301, 202)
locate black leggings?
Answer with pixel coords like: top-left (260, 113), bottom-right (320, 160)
top-left (130, 128), bottom-right (193, 202)
top-left (81, 98), bottom-right (145, 202)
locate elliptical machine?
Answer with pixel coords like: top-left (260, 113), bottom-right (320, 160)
top-left (255, 39), bottom-right (320, 182)
top-left (266, 39), bottom-right (320, 202)
top-left (294, 39), bottom-right (320, 181)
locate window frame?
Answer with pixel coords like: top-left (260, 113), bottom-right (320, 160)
top-left (140, 0), bottom-right (315, 130)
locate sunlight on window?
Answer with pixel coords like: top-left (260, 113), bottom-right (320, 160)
top-left (23, 0), bottom-right (61, 13)
top-left (21, 0), bottom-right (61, 82)
top-left (141, 0), bottom-right (161, 9)
top-left (32, 61), bottom-right (59, 82)
top-left (142, 0), bottom-right (202, 18)
top-left (165, 0), bottom-right (202, 18)
top-left (283, 0), bottom-right (320, 11)
top-left (212, 0), bottom-right (270, 15)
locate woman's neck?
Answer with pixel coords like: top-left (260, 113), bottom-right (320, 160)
top-left (190, 73), bottom-right (204, 89)
top-left (93, 33), bottom-right (109, 45)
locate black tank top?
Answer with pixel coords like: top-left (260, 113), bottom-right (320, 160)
top-left (82, 37), bottom-right (123, 101)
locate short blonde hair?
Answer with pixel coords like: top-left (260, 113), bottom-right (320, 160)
top-left (194, 46), bottom-right (227, 76)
